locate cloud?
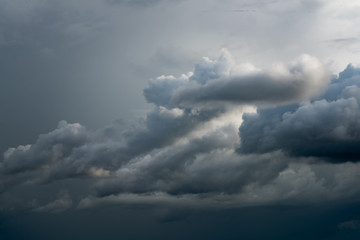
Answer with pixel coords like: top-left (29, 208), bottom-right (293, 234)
top-left (35, 191), bottom-right (73, 213)
top-left (81, 160), bottom-right (360, 209)
top-left (143, 73), bottom-right (190, 107)
top-left (0, 107), bottom-right (224, 191)
top-left (95, 126), bottom-right (288, 197)
top-left (123, 106), bottom-right (224, 157)
top-left (2, 121), bottom-right (88, 175)
top-left (239, 64), bottom-right (360, 162)
top-left (144, 49), bottom-right (330, 108)
top-left (2, 50), bottom-right (360, 212)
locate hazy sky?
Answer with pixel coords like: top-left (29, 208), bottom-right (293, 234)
top-left (2, 0), bottom-right (360, 239)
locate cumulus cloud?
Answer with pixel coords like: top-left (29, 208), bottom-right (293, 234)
top-left (173, 55), bottom-right (330, 107)
top-left (123, 106), bottom-right (224, 157)
top-left (2, 121), bottom-right (88, 175)
top-left (144, 49), bottom-right (330, 108)
top-left (2, 50), bottom-right (360, 211)
top-left (0, 120), bottom-right (124, 192)
top-left (239, 64), bottom-right (360, 162)
top-left (95, 127), bottom-right (288, 197)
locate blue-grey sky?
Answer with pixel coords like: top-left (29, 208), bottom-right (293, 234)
top-left (2, 0), bottom-right (360, 239)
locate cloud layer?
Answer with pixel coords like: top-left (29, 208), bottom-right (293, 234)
top-left (2, 50), bottom-right (360, 213)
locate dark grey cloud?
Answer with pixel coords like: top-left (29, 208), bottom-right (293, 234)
top-left (124, 106), bottom-right (224, 155)
top-left (2, 121), bottom-right (88, 175)
top-left (0, 103), bottom-right (223, 194)
top-left (95, 126), bottom-right (288, 197)
top-left (143, 74), bottom-right (190, 107)
top-left (2, 50), bottom-right (360, 214)
top-left (2, 1), bottom-right (360, 239)
top-left (144, 50), bottom-right (330, 108)
top-left (239, 64), bottom-right (360, 162)
top-left (0, 121), bottom-right (96, 193)
top-left (42, 107), bottom-right (223, 183)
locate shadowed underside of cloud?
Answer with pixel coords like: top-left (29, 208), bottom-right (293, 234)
top-left (2, 49), bottom-right (360, 212)
top-left (239, 64), bottom-right (360, 162)
top-left (144, 49), bottom-right (330, 108)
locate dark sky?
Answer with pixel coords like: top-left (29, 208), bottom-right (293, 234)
top-left (2, 0), bottom-right (360, 239)
top-left (2, 203), bottom-right (360, 240)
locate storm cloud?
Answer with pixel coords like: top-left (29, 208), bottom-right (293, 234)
top-left (239, 64), bottom-right (360, 162)
top-left (3, 1), bottom-right (360, 239)
top-left (2, 49), bottom-right (360, 214)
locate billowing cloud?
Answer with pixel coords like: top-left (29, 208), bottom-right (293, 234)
top-left (2, 121), bottom-right (88, 175)
top-left (2, 50), bottom-right (360, 213)
top-left (95, 128), bottom-right (288, 197)
top-left (144, 49), bottom-right (330, 108)
top-left (239, 64), bottom-right (360, 162)
top-left (3, 1), bottom-right (360, 239)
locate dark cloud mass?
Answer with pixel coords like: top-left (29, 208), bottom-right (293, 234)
top-left (3, 1), bottom-right (360, 239)
top-left (94, 129), bottom-right (288, 197)
top-left (239, 64), bottom-right (360, 162)
top-left (2, 50), bottom-right (360, 218)
top-left (2, 121), bottom-right (88, 175)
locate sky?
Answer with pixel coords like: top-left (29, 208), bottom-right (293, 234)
top-left (2, 0), bottom-right (360, 239)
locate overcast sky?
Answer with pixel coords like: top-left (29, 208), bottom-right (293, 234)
top-left (2, 0), bottom-right (360, 239)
